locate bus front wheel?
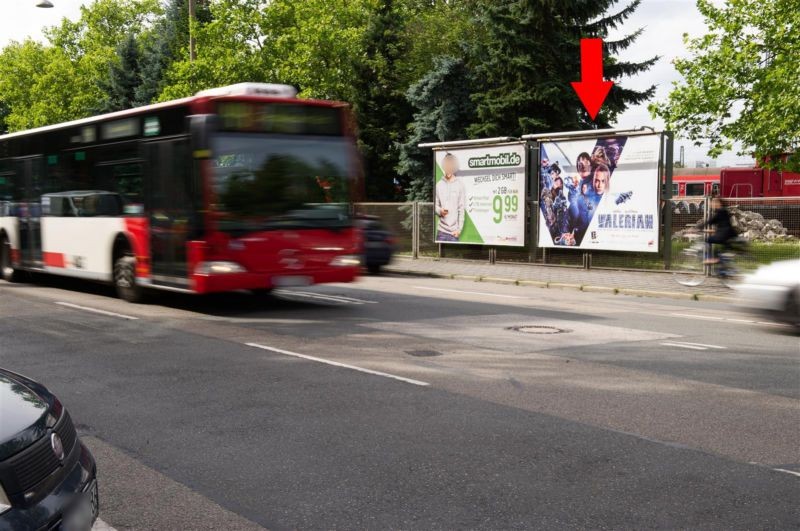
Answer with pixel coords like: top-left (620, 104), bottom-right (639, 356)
top-left (114, 255), bottom-right (144, 303)
top-left (1, 237), bottom-right (20, 283)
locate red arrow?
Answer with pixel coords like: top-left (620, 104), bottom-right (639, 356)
top-left (571, 38), bottom-right (614, 121)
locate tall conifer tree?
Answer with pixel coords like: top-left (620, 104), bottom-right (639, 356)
top-left (398, 56), bottom-right (475, 202)
top-left (352, 0), bottom-right (413, 200)
top-left (97, 33), bottom-right (142, 113)
top-left (468, 0), bottom-right (657, 137)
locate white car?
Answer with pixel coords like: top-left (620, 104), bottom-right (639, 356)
top-left (735, 259), bottom-right (800, 330)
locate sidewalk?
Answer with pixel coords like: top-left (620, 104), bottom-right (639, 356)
top-left (385, 257), bottom-right (735, 301)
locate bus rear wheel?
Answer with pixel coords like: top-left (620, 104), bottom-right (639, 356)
top-left (114, 255), bottom-right (144, 303)
top-left (1, 237), bottom-right (20, 283)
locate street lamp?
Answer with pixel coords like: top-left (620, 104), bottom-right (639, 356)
top-left (36, 0), bottom-right (54, 7)
top-left (189, 0), bottom-right (196, 61)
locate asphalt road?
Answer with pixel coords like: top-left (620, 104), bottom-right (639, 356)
top-left (1, 273), bottom-right (798, 530)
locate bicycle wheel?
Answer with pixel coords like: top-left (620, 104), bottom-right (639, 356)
top-left (674, 245), bottom-right (706, 286)
top-left (718, 250), bottom-right (752, 288)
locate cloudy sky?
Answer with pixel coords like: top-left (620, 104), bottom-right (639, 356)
top-left (1, 0), bottom-right (751, 167)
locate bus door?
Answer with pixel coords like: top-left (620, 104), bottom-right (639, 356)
top-left (15, 156), bottom-right (44, 267)
top-left (144, 137), bottom-right (196, 287)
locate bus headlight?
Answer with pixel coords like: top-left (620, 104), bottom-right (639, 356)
top-left (195, 261), bottom-right (247, 275)
top-left (330, 255), bottom-right (361, 267)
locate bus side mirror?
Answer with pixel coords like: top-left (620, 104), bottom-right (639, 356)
top-left (188, 114), bottom-right (219, 158)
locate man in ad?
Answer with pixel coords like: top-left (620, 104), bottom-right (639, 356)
top-left (435, 153), bottom-right (465, 242)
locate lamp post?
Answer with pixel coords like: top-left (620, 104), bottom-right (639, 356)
top-left (36, 0), bottom-right (55, 7)
top-left (189, 0), bottom-right (196, 62)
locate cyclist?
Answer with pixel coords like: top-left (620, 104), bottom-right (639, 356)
top-left (699, 196), bottom-right (738, 264)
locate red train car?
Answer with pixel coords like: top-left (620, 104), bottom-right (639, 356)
top-left (670, 157), bottom-right (800, 198)
top-left (671, 167), bottom-right (720, 198)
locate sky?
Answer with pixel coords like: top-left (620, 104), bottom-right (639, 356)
top-left (0, 0), bottom-right (753, 167)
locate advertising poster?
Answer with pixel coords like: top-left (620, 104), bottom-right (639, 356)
top-left (537, 134), bottom-right (661, 252)
top-left (434, 143), bottom-right (526, 246)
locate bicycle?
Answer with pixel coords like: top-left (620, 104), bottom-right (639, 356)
top-left (673, 230), bottom-right (750, 287)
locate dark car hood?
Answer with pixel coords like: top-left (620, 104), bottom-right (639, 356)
top-left (0, 370), bottom-right (54, 461)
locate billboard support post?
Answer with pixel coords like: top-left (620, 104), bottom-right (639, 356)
top-left (663, 131), bottom-right (674, 270)
top-left (412, 201), bottom-right (419, 259)
top-left (527, 140), bottom-right (540, 262)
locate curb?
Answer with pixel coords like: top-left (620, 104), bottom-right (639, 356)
top-left (695, 294), bottom-right (737, 303)
top-left (452, 274), bottom-right (481, 282)
top-left (481, 276), bottom-right (519, 285)
top-left (581, 285), bottom-right (618, 294)
top-left (386, 268), bottom-right (731, 303)
top-left (517, 280), bottom-right (549, 288)
top-left (548, 282), bottom-right (583, 291)
top-left (617, 288), bottom-right (697, 301)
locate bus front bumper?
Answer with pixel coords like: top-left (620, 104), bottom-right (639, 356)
top-left (192, 267), bottom-right (360, 294)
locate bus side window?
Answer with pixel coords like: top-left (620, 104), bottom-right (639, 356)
top-left (0, 158), bottom-right (18, 203)
top-left (672, 183), bottom-right (679, 197)
top-left (93, 144), bottom-right (144, 207)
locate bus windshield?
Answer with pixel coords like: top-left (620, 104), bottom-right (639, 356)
top-left (211, 133), bottom-right (355, 233)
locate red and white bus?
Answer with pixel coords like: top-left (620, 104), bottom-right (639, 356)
top-left (0, 83), bottom-right (363, 301)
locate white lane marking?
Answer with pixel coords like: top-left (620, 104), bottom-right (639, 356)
top-left (660, 342), bottom-right (708, 351)
top-left (276, 291), bottom-right (375, 305)
top-left (669, 312), bottom-right (790, 328)
top-left (291, 291), bottom-right (378, 304)
top-left (773, 468), bottom-right (800, 478)
top-left (55, 302), bottom-right (138, 321)
top-left (277, 291), bottom-right (362, 304)
top-left (671, 341), bottom-right (727, 349)
top-left (246, 343), bottom-right (429, 387)
top-left (92, 518), bottom-right (118, 530)
top-left (671, 313), bottom-right (724, 321)
top-left (413, 286), bottom-right (527, 300)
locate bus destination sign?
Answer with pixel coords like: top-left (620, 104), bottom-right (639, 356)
top-left (217, 102), bottom-right (342, 136)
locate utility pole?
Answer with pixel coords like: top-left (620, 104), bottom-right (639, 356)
top-left (188, 0), bottom-right (196, 62)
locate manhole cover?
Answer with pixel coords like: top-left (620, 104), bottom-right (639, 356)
top-left (507, 325), bottom-right (570, 335)
top-left (405, 350), bottom-right (443, 357)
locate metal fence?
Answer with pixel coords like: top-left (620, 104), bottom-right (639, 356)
top-left (356, 197), bottom-right (800, 272)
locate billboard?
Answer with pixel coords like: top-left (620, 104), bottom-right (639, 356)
top-left (434, 143), bottom-right (526, 246)
top-left (537, 134), bottom-right (661, 252)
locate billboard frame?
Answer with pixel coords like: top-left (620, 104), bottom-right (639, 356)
top-left (419, 127), bottom-right (673, 260)
top-left (525, 129), bottom-right (667, 254)
top-left (428, 140), bottom-right (529, 248)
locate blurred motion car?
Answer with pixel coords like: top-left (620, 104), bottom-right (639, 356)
top-left (356, 216), bottom-right (396, 274)
top-left (734, 259), bottom-right (800, 330)
top-left (0, 368), bottom-right (98, 531)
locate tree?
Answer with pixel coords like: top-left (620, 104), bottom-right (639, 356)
top-left (97, 33), bottom-right (142, 113)
top-left (395, 0), bottom-right (479, 92)
top-left (158, 0), bottom-right (371, 102)
top-left (0, 0), bottom-right (161, 131)
top-left (0, 40), bottom-right (79, 131)
top-left (136, 0), bottom-right (209, 105)
top-left (397, 56), bottom-right (475, 201)
top-left (650, 0), bottom-right (800, 169)
top-left (468, 0), bottom-right (657, 137)
top-left (0, 102), bottom-right (8, 134)
top-left (352, 0), bottom-right (413, 200)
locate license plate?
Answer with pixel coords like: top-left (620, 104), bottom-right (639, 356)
top-left (61, 479), bottom-right (99, 531)
top-left (272, 275), bottom-right (313, 287)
